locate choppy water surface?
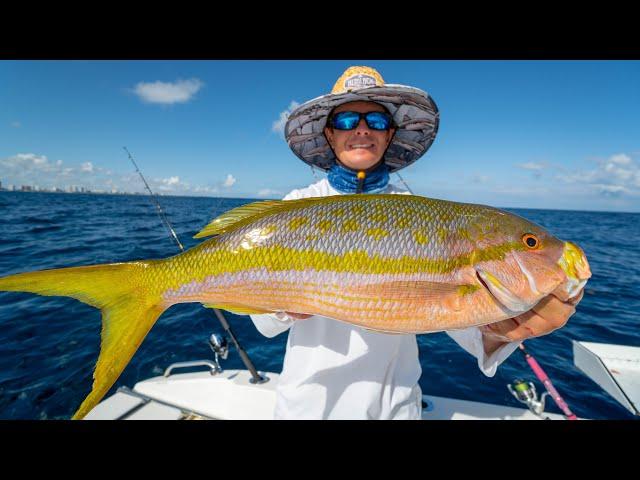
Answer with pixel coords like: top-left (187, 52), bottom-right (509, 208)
top-left (0, 192), bottom-right (638, 419)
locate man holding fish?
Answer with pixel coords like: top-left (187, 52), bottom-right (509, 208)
top-left (250, 66), bottom-right (587, 419)
top-left (0, 66), bottom-right (590, 420)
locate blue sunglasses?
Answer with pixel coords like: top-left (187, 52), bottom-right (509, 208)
top-left (329, 111), bottom-right (394, 131)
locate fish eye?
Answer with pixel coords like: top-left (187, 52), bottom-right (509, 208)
top-left (522, 233), bottom-right (540, 249)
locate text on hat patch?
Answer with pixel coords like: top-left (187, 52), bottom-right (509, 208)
top-left (344, 74), bottom-right (377, 91)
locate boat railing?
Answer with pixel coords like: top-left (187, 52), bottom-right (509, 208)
top-left (163, 360), bottom-right (222, 378)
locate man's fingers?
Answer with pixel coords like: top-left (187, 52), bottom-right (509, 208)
top-left (482, 308), bottom-right (566, 343)
top-left (510, 310), bottom-right (568, 339)
top-left (481, 288), bottom-right (583, 344)
top-left (532, 294), bottom-right (576, 329)
top-left (480, 313), bottom-right (532, 342)
top-left (496, 311), bottom-right (543, 342)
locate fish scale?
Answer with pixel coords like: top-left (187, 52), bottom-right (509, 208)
top-left (158, 195), bottom-right (565, 325)
top-left (0, 193), bottom-right (591, 418)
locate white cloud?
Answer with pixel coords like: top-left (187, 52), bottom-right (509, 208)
top-left (258, 188), bottom-right (283, 197)
top-left (518, 162), bottom-right (545, 170)
top-left (133, 78), bottom-right (204, 105)
top-left (272, 101), bottom-right (300, 136)
top-left (223, 174), bottom-right (236, 188)
top-left (1, 153), bottom-right (56, 171)
top-left (556, 170), bottom-right (595, 184)
top-left (596, 184), bottom-right (630, 196)
top-left (608, 154), bottom-right (632, 166)
top-left (1, 152), bottom-right (238, 197)
top-left (154, 176), bottom-right (191, 192)
top-left (556, 153), bottom-right (640, 196)
top-left (163, 176), bottom-right (180, 186)
top-left (11, 121), bottom-right (21, 128)
top-left (0, 153), bottom-right (84, 187)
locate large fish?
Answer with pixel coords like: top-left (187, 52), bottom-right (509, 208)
top-left (0, 194), bottom-right (591, 418)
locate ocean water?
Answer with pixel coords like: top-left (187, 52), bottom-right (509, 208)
top-left (0, 191), bottom-right (638, 420)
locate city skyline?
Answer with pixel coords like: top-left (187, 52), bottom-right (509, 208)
top-left (0, 180), bottom-right (126, 194)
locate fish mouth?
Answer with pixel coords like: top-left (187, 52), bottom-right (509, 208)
top-left (475, 268), bottom-right (533, 314)
top-left (556, 241), bottom-right (591, 301)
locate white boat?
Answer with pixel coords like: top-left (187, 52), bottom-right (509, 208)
top-left (84, 333), bottom-right (640, 420)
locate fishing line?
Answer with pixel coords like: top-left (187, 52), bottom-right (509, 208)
top-left (395, 171), bottom-right (414, 195)
top-left (123, 147), bottom-right (184, 252)
top-left (123, 147), bottom-right (266, 384)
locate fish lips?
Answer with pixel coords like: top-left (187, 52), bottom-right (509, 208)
top-left (555, 241), bottom-right (592, 301)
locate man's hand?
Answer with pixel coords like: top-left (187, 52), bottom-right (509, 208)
top-left (480, 287), bottom-right (585, 356)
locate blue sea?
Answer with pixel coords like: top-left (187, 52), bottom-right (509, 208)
top-left (0, 191), bottom-right (638, 420)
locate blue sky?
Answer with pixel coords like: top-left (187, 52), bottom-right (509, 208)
top-left (1, 60), bottom-right (639, 211)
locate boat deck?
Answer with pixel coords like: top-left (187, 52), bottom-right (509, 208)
top-left (85, 369), bottom-right (569, 420)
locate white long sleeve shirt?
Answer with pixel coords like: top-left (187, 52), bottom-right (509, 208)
top-left (250, 178), bottom-right (520, 419)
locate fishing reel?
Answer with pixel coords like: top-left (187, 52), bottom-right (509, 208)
top-left (209, 333), bottom-right (229, 372)
top-left (508, 379), bottom-right (549, 419)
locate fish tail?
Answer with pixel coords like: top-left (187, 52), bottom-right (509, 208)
top-left (0, 261), bottom-right (167, 420)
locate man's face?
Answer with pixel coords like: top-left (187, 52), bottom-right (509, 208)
top-left (324, 101), bottom-right (396, 171)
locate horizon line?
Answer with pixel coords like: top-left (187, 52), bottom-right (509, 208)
top-left (2, 189), bottom-right (638, 215)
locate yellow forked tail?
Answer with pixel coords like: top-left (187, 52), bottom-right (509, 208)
top-left (0, 261), bottom-right (166, 419)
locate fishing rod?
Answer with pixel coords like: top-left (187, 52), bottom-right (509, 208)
top-left (518, 343), bottom-right (578, 420)
top-left (123, 147), bottom-right (266, 384)
top-left (125, 147), bottom-right (184, 252)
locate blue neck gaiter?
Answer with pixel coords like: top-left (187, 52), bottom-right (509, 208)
top-left (327, 161), bottom-right (390, 194)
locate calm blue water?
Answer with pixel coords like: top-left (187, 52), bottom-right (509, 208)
top-left (0, 191), bottom-right (638, 420)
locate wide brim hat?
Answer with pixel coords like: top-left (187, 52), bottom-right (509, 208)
top-left (284, 66), bottom-right (439, 173)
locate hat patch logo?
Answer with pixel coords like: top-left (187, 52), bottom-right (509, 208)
top-left (345, 74), bottom-right (377, 90)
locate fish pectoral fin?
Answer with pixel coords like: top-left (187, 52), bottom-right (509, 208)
top-left (203, 303), bottom-right (273, 316)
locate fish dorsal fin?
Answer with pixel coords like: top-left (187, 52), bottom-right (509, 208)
top-left (193, 197), bottom-right (324, 239)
